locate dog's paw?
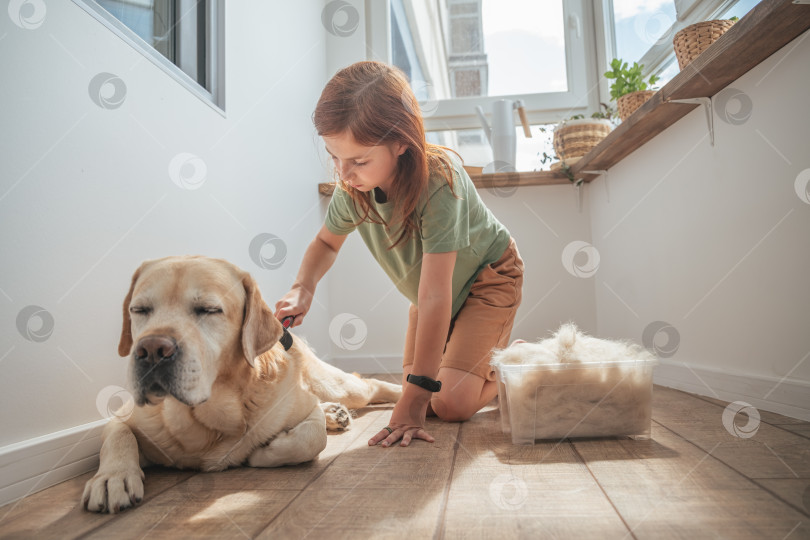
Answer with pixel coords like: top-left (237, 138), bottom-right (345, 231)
top-left (82, 468), bottom-right (144, 513)
top-left (322, 402), bottom-right (352, 431)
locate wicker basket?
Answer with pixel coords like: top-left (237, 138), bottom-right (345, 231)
top-left (673, 19), bottom-right (736, 70)
top-left (617, 90), bottom-right (656, 121)
top-left (553, 119), bottom-right (613, 162)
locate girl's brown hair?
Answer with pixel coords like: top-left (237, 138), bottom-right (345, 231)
top-left (313, 61), bottom-right (457, 248)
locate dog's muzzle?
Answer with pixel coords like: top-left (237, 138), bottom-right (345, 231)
top-left (131, 335), bottom-right (187, 405)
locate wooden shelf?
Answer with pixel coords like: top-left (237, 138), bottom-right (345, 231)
top-left (570, 0), bottom-right (810, 183)
top-left (466, 169), bottom-right (571, 188)
top-left (317, 169), bottom-right (569, 196)
top-left (319, 0), bottom-right (810, 195)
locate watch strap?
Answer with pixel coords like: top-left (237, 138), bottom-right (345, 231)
top-left (406, 374), bottom-right (442, 392)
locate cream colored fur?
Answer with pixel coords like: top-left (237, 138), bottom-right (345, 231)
top-left (491, 323), bottom-right (656, 441)
top-left (82, 256), bottom-right (401, 513)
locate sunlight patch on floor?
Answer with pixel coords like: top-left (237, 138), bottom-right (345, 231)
top-left (187, 491), bottom-right (264, 522)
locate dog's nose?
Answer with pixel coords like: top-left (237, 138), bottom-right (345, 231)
top-left (135, 335), bottom-right (177, 363)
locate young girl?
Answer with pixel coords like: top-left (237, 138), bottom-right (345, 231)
top-left (275, 61), bottom-right (524, 448)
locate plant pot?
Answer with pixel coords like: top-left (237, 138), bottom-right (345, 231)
top-left (673, 19), bottom-right (736, 70)
top-left (617, 90), bottom-right (656, 121)
top-left (552, 119), bottom-right (613, 164)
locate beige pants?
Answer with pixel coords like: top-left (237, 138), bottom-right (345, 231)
top-left (403, 237), bottom-right (524, 381)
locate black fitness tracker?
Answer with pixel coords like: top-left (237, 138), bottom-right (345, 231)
top-left (406, 374), bottom-right (442, 393)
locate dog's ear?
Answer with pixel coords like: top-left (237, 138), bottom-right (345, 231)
top-left (118, 264), bottom-right (143, 357)
top-left (241, 274), bottom-right (283, 368)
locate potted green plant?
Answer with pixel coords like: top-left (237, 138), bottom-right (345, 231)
top-left (551, 103), bottom-right (615, 167)
top-left (535, 104), bottom-right (615, 186)
top-left (604, 59), bottom-right (660, 121)
top-left (673, 16), bottom-right (738, 70)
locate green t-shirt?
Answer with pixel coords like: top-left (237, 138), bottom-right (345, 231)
top-left (324, 155), bottom-right (511, 316)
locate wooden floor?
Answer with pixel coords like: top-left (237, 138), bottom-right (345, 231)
top-left (1, 381), bottom-right (808, 539)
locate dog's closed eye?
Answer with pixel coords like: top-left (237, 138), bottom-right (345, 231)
top-left (194, 306), bottom-right (223, 316)
top-left (130, 306), bottom-right (152, 315)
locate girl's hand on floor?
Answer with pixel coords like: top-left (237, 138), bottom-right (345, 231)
top-left (369, 386), bottom-right (434, 447)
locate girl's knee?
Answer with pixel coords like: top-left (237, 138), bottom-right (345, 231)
top-left (430, 396), bottom-right (476, 422)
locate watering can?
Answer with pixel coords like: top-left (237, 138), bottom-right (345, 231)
top-left (475, 99), bottom-right (532, 173)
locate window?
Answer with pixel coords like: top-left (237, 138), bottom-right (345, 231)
top-left (73, 0), bottom-right (224, 112)
top-left (375, 0), bottom-right (597, 131)
top-left (348, 0), bottom-right (767, 170)
top-left (429, 123), bottom-right (557, 172)
top-left (605, 0), bottom-right (761, 87)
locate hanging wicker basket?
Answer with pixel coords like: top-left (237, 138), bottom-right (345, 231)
top-left (617, 90), bottom-right (656, 122)
top-left (553, 119), bottom-right (613, 164)
top-left (673, 19), bottom-right (736, 70)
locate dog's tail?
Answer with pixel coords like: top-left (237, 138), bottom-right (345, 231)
top-left (351, 372), bottom-right (402, 404)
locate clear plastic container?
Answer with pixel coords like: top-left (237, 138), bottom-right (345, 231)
top-left (493, 358), bottom-right (658, 444)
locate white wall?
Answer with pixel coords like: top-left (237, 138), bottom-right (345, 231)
top-left (588, 31), bottom-right (810, 418)
top-left (0, 0), bottom-right (329, 447)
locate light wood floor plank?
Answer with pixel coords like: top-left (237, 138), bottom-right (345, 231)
top-left (441, 407), bottom-right (631, 539)
top-left (255, 411), bottom-right (458, 538)
top-left (84, 485), bottom-right (298, 539)
top-left (311, 420), bottom-right (460, 488)
top-left (754, 478), bottom-right (810, 517)
top-left (574, 420), bottom-right (809, 538)
top-left (693, 393), bottom-right (810, 427)
top-left (652, 386), bottom-right (810, 479)
top-left (0, 467), bottom-right (194, 539)
top-left (256, 487), bottom-right (444, 540)
top-left (776, 424), bottom-right (810, 439)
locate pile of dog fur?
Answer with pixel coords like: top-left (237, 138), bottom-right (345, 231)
top-left (491, 323), bottom-right (657, 442)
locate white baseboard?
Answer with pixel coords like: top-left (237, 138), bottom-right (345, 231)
top-left (654, 360), bottom-right (810, 422)
top-left (326, 354), bottom-right (402, 375)
top-left (0, 419), bottom-right (106, 508)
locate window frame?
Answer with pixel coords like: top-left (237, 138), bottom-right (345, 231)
top-left (601, 0), bottom-right (740, 82)
top-left (363, 0), bottom-right (602, 131)
top-left (73, 0), bottom-right (225, 115)
top-left (334, 0), bottom-right (748, 135)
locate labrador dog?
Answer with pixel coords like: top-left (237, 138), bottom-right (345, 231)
top-left (82, 256), bottom-right (401, 513)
